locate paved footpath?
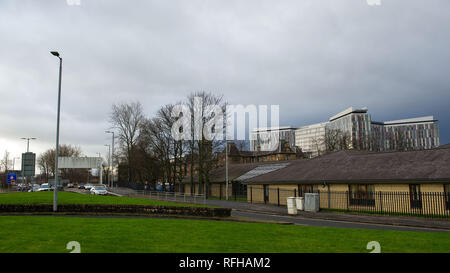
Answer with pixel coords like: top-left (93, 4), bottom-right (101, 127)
top-left (111, 188), bottom-right (450, 232)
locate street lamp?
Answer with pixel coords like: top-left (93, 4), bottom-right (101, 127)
top-left (20, 137), bottom-right (36, 153)
top-left (51, 50), bottom-right (62, 212)
top-left (225, 141), bottom-right (229, 200)
top-left (105, 131), bottom-right (115, 187)
top-left (104, 144), bottom-right (111, 187)
top-left (97, 152), bottom-right (103, 185)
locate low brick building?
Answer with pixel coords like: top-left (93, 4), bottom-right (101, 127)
top-left (181, 161), bottom-right (290, 199)
top-left (241, 145), bottom-right (450, 216)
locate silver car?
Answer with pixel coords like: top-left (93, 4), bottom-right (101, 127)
top-left (90, 186), bottom-right (108, 195)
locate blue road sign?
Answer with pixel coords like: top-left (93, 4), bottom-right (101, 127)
top-left (7, 173), bottom-right (17, 184)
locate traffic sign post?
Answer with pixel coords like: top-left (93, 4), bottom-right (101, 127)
top-left (21, 152), bottom-right (36, 177)
top-left (21, 152), bottom-right (36, 188)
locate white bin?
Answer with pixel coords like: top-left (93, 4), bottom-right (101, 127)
top-left (286, 197), bottom-right (297, 215)
top-left (296, 197), bottom-right (304, 211)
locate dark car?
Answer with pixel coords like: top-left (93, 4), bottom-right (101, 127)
top-left (78, 184), bottom-right (85, 189)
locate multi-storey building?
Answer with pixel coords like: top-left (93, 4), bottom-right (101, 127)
top-left (327, 107), bottom-right (372, 151)
top-left (371, 116), bottom-right (439, 152)
top-left (250, 107), bottom-right (440, 157)
top-left (294, 122), bottom-right (327, 157)
top-left (249, 126), bottom-right (297, 152)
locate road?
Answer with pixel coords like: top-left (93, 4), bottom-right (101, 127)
top-left (232, 210), bottom-right (449, 232)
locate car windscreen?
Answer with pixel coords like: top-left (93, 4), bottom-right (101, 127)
top-left (94, 187), bottom-right (105, 190)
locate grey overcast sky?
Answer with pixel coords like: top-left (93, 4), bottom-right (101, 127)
top-left (1, 0), bottom-right (449, 166)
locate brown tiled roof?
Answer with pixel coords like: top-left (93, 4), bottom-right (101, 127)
top-left (182, 161), bottom-right (287, 184)
top-left (243, 147), bottom-right (450, 184)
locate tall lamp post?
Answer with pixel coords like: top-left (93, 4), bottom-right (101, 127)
top-left (21, 137), bottom-right (36, 153)
top-left (105, 131), bottom-right (115, 187)
top-left (97, 152), bottom-right (103, 185)
top-left (225, 141), bottom-right (229, 200)
top-left (51, 51), bottom-right (62, 212)
top-left (104, 144), bottom-right (111, 187)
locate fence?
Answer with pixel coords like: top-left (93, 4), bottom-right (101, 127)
top-left (112, 183), bottom-right (450, 218)
top-left (116, 181), bottom-right (145, 190)
top-left (109, 188), bottom-right (208, 205)
top-left (247, 186), bottom-right (450, 219)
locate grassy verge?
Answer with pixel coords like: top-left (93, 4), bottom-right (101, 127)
top-left (0, 216), bottom-right (449, 253)
top-left (0, 191), bottom-right (204, 207)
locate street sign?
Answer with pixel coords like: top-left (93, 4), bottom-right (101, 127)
top-left (21, 152), bottom-right (36, 177)
top-left (7, 173), bottom-right (17, 184)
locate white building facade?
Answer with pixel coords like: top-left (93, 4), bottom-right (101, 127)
top-left (250, 126), bottom-right (297, 152)
top-left (250, 107), bottom-right (440, 157)
top-left (294, 122), bottom-right (327, 157)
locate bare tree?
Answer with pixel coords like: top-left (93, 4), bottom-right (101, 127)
top-left (0, 150), bottom-right (11, 173)
top-left (110, 102), bottom-right (144, 182)
top-left (186, 91), bottom-right (226, 196)
top-left (0, 150), bottom-right (11, 188)
top-left (325, 128), bottom-right (352, 153)
top-left (138, 103), bottom-right (188, 190)
top-left (311, 135), bottom-right (325, 157)
top-left (233, 140), bottom-right (247, 151)
top-left (108, 93), bottom-right (225, 194)
top-left (394, 128), bottom-right (408, 152)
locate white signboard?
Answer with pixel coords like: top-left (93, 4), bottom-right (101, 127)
top-left (58, 157), bottom-right (103, 169)
top-left (57, 157), bottom-right (104, 184)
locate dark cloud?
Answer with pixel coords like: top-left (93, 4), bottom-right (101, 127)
top-left (0, 0), bottom-right (449, 160)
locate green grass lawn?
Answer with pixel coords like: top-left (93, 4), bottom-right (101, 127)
top-left (0, 191), bottom-right (202, 207)
top-left (0, 216), bottom-right (449, 253)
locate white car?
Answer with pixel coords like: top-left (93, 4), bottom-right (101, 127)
top-left (84, 184), bottom-right (94, 191)
top-left (90, 186), bottom-right (108, 195)
top-left (37, 184), bottom-right (51, 192)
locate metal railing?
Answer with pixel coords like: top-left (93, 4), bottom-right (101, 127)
top-left (109, 188), bottom-right (207, 205)
top-left (247, 186), bottom-right (450, 219)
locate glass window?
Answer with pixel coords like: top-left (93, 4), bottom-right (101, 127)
top-left (298, 184), bottom-right (316, 197)
top-left (409, 184), bottom-right (422, 209)
top-left (348, 184), bottom-right (375, 206)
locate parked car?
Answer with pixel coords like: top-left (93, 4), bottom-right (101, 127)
top-left (28, 185), bottom-right (40, 192)
top-left (66, 183), bottom-right (75, 188)
top-left (84, 184), bottom-right (94, 191)
top-left (90, 186), bottom-right (108, 195)
top-left (17, 185), bottom-right (28, 192)
top-left (78, 184), bottom-right (85, 189)
top-left (37, 184), bottom-right (52, 192)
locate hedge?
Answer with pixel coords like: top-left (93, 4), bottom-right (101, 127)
top-left (0, 204), bottom-right (231, 217)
